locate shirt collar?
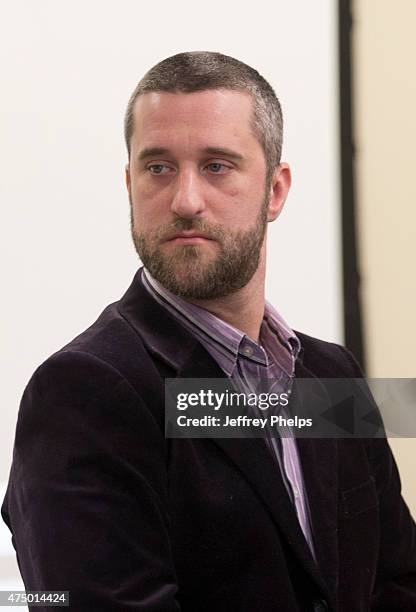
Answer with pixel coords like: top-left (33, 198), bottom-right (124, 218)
top-left (263, 300), bottom-right (301, 361)
top-left (142, 267), bottom-right (300, 371)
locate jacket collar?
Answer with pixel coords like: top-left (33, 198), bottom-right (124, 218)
top-left (118, 268), bottom-right (198, 371)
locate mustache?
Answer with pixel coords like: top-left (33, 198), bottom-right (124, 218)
top-left (156, 219), bottom-right (226, 242)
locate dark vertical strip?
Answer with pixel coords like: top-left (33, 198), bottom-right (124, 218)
top-left (338, 0), bottom-right (365, 369)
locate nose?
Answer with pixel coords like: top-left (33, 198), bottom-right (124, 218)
top-left (170, 168), bottom-right (206, 218)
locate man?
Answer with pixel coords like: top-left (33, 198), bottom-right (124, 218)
top-left (2, 52), bottom-right (416, 611)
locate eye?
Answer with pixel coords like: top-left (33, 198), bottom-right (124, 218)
top-left (147, 164), bottom-right (172, 175)
top-left (206, 162), bottom-right (231, 174)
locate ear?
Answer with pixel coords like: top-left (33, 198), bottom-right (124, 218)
top-left (266, 163), bottom-right (291, 222)
top-left (125, 162), bottom-right (131, 197)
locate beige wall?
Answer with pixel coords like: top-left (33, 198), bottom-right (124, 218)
top-left (353, 0), bottom-right (416, 514)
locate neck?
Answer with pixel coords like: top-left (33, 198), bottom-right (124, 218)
top-left (187, 248), bottom-right (267, 343)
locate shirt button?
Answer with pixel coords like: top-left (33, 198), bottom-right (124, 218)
top-left (242, 345), bottom-right (254, 357)
top-left (311, 599), bottom-right (329, 612)
top-left (293, 488), bottom-right (300, 499)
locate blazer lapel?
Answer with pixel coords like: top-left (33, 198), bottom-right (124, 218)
top-left (294, 360), bottom-right (339, 604)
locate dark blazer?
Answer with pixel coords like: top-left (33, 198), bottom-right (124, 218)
top-left (2, 268), bottom-right (416, 611)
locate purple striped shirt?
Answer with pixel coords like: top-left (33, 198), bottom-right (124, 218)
top-left (141, 268), bottom-right (316, 559)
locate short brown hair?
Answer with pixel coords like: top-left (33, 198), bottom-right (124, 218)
top-left (124, 51), bottom-right (283, 183)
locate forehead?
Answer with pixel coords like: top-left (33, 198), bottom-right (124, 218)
top-left (130, 89), bottom-right (258, 151)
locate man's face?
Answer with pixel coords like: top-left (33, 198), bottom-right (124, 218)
top-left (126, 89), bottom-right (287, 299)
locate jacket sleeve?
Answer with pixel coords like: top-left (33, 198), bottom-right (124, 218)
top-left (1, 350), bottom-right (181, 612)
top-left (340, 346), bottom-right (416, 610)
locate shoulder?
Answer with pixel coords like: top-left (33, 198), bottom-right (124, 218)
top-left (26, 298), bottom-right (159, 408)
top-left (17, 299), bottom-right (166, 452)
top-left (294, 330), bottom-right (364, 378)
top-left (58, 300), bottom-right (149, 372)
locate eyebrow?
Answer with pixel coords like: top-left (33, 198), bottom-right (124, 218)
top-left (136, 146), bottom-right (244, 162)
top-left (201, 147), bottom-right (244, 161)
top-left (137, 147), bottom-right (170, 161)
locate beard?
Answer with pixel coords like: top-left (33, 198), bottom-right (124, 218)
top-left (130, 193), bottom-right (269, 300)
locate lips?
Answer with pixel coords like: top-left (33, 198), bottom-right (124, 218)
top-left (166, 232), bottom-right (213, 241)
top-left (166, 235), bottom-right (213, 246)
top-left (162, 230), bottom-right (215, 247)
